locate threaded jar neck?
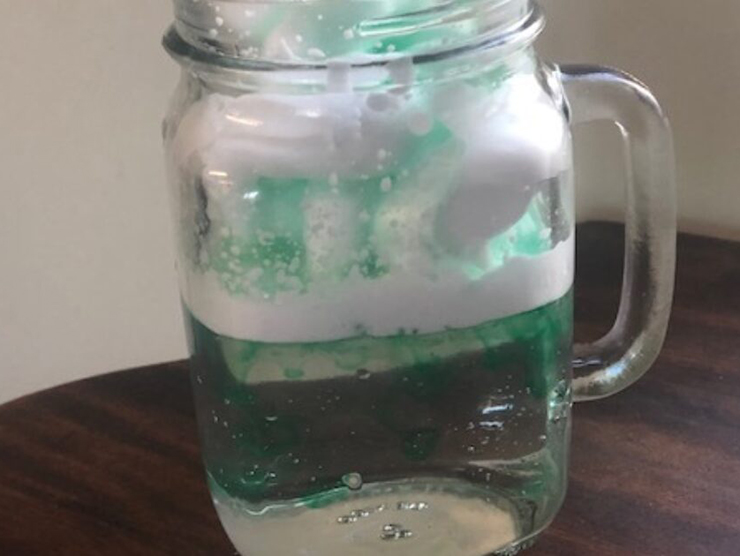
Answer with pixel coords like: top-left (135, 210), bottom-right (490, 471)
top-left (166, 0), bottom-right (540, 67)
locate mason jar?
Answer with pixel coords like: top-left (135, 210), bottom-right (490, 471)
top-left (162, 1), bottom-right (676, 554)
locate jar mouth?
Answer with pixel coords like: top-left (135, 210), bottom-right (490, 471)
top-left (165, 0), bottom-right (542, 69)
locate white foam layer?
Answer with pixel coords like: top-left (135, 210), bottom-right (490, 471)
top-left (170, 63), bottom-right (573, 342)
top-left (182, 234), bottom-right (573, 342)
top-left (171, 73), bottom-right (569, 194)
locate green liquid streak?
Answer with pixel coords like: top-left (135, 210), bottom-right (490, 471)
top-left (188, 292), bottom-right (572, 503)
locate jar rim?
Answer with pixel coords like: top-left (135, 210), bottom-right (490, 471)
top-left (165, 0), bottom-right (542, 71)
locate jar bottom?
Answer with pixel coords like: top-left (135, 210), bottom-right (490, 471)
top-left (211, 473), bottom-right (562, 556)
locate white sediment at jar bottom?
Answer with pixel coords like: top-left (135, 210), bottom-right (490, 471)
top-left (181, 234), bottom-right (573, 343)
top-left (213, 482), bottom-right (519, 556)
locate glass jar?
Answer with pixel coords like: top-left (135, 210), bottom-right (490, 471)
top-left (162, 1), bottom-right (676, 554)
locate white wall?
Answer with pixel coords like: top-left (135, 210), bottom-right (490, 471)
top-left (1, 1), bottom-right (739, 403)
top-left (539, 0), bottom-right (740, 240)
top-left (0, 2), bottom-right (184, 403)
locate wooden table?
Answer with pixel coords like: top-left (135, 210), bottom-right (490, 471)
top-left (1, 223), bottom-right (739, 556)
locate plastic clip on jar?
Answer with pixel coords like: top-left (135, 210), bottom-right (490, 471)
top-left (162, 1), bottom-right (676, 554)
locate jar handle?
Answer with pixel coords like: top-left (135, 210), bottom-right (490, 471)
top-left (560, 64), bottom-right (677, 401)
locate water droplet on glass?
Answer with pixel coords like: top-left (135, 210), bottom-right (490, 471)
top-left (337, 515), bottom-right (357, 525)
top-left (342, 472), bottom-right (363, 490)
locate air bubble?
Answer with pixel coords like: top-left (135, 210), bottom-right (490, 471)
top-left (381, 524), bottom-right (413, 541)
top-left (397, 501), bottom-right (429, 511)
top-left (342, 472), bottom-right (363, 490)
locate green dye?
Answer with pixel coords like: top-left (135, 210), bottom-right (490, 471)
top-left (187, 291), bottom-right (572, 504)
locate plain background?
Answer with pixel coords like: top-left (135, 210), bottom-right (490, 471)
top-left (1, 1), bottom-right (739, 404)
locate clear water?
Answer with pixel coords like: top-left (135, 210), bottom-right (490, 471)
top-left (186, 292), bottom-right (572, 556)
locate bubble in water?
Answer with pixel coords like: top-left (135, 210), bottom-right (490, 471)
top-left (397, 501), bottom-right (429, 511)
top-left (356, 369), bottom-right (371, 380)
top-left (342, 472), bottom-right (363, 490)
top-left (479, 420), bottom-right (505, 432)
top-left (337, 506), bottom-right (378, 525)
top-left (381, 524), bottom-right (413, 541)
top-left (549, 380), bottom-right (571, 424)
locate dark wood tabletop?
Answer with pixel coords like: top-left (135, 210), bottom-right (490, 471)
top-left (1, 222), bottom-right (739, 556)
